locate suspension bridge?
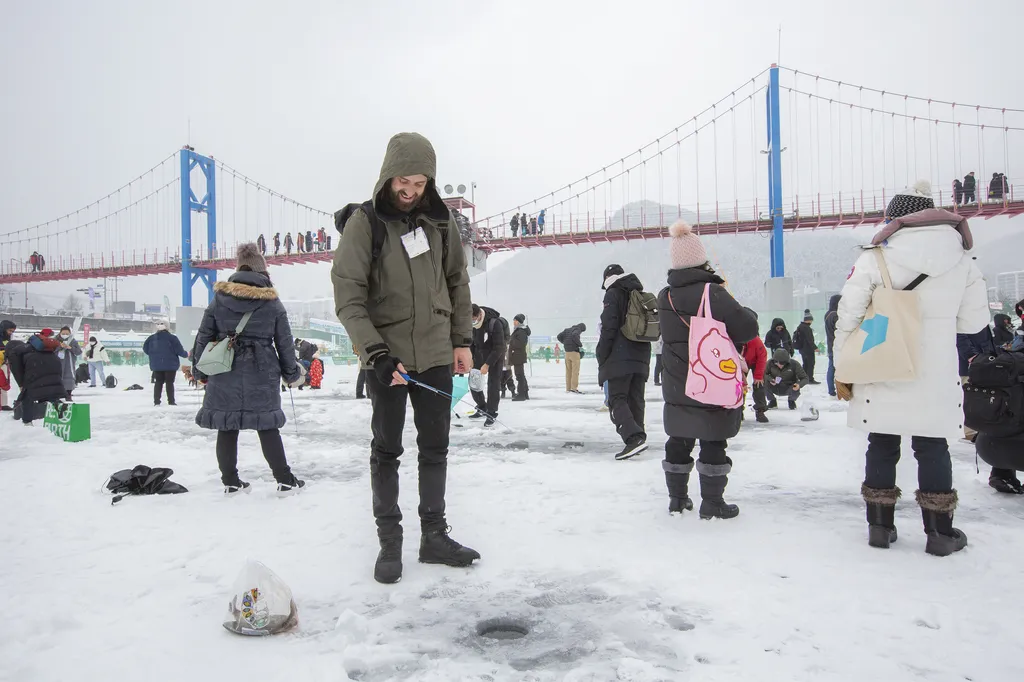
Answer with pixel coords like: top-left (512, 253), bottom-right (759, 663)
top-left (1, 65), bottom-right (1021, 305)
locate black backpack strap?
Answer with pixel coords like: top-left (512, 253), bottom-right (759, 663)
top-left (360, 201), bottom-right (387, 262)
top-left (904, 274), bottom-right (928, 291)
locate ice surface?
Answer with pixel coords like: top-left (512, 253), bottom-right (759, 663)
top-left (1, 360), bottom-right (1022, 681)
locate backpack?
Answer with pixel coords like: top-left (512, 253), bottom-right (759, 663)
top-left (964, 351), bottom-right (1024, 437)
top-left (335, 201), bottom-right (450, 266)
top-left (495, 317), bottom-right (511, 345)
top-left (105, 375), bottom-right (117, 389)
top-left (621, 290), bottom-right (661, 343)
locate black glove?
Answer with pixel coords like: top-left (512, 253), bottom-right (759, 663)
top-left (372, 354), bottom-right (403, 385)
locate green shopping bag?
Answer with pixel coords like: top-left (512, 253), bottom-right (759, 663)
top-left (44, 403), bottom-right (92, 442)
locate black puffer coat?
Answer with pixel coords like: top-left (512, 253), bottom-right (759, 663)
top-left (472, 306), bottom-right (507, 368)
top-left (993, 313), bottom-right (1014, 348)
top-left (508, 324), bottom-right (531, 365)
top-left (597, 274), bottom-right (652, 385)
top-left (659, 267), bottom-right (758, 441)
top-left (764, 318), bottom-right (794, 354)
top-left (558, 324), bottom-right (586, 353)
top-left (7, 335), bottom-right (67, 402)
top-left (193, 271), bottom-right (302, 431)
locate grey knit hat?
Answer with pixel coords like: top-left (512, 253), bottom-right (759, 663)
top-left (237, 242), bottom-right (268, 273)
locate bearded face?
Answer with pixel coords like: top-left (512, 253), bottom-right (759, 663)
top-left (389, 175), bottom-right (429, 212)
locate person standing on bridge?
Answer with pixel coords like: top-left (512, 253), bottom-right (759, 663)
top-left (538, 209), bottom-right (546, 234)
top-left (332, 131), bottom-right (479, 584)
top-left (257, 234), bottom-right (267, 255)
top-left (510, 213), bottom-right (519, 238)
top-left (305, 230), bottom-right (314, 253)
top-left (296, 230), bottom-right (305, 254)
top-left (284, 232), bottom-right (293, 254)
top-left (530, 215), bottom-right (538, 235)
top-left (963, 172), bottom-right (977, 204)
top-left (273, 232), bottom-right (281, 255)
top-left (953, 178), bottom-right (963, 206)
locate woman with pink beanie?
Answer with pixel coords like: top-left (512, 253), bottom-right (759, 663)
top-left (658, 221), bottom-right (758, 518)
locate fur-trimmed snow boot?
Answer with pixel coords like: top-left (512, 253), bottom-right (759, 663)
top-left (663, 460), bottom-right (694, 514)
top-left (862, 484), bottom-right (900, 548)
top-left (916, 490), bottom-right (968, 557)
top-left (697, 458), bottom-right (739, 520)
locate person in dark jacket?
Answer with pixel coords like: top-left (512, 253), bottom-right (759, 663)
top-left (792, 311), bottom-right (819, 385)
top-left (305, 231), bottom-right (314, 253)
top-left (284, 232), bottom-right (293, 254)
top-left (765, 349), bottom-right (809, 409)
top-left (953, 178), bottom-right (963, 206)
top-left (143, 322), bottom-right (188, 406)
top-left (273, 232), bottom-right (281, 255)
top-left (988, 172), bottom-right (1003, 201)
top-left (470, 304), bottom-right (507, 426)
top-left (658, 222), bottom-right (758, 518)
top-left (824, 295), bottom-right (842, 397)
top-left (1, 319), bottom-right (17, 411)
top-left (963, 172), bottom-right (976, 204)
top-left (257, 234), bottom-right (267, 255)
top-left (764, 318), bottom-right (794, 355)
top-left (508, 314), bottom-right (531, 401)
top-left (597, 264), bottom-right (653, 461)
top-left (7, 329), bottom-right (66, 424)
top-left (193, 243), bottom-right (306, 495)
top-left (558, 323), bottom-right (586, 393)
top-left (741, 308), bottom-right (769, 423)
top-left (993, 313), bottom-right (1014, 348)
top-left (510, 214), bottom-right (519, 238)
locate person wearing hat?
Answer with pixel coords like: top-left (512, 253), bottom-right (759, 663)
top-left (192, 242), bottom-right (306, 495)
top-left (143, 321), bottom-right (189, 406)
top-left (792, 310), bottom-right (820, 385)
top-left (596, 262), bottom-right (655, 461)
top-left (657, 221), bottom-right (758, 517)
top-left (834, 180), bottom-right (989, 557)
top-left (84, 335), bottom-right (111, 388)
top-left (55, 325), bottom-right (82, 401)
top-left (508, 314), bottom-right (532, 401)
top-left (765, 348), bottom-right (810, 410)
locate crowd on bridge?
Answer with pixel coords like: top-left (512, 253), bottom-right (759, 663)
top-left (3, 132), bottom-right (1023, 594)
top-left (508, 210), bottom-right (545, 237)
top-left (952, 171), bottom-right (1011, 205)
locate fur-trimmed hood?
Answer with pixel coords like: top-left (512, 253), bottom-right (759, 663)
top-left (213, 272), bottom-right (280, 314)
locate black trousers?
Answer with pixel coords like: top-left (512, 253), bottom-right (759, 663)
top-left (964, 191), bottom-right (975, 203)
top-left (654, 355), bottom-right (664, 384)
top-left (153, 370), bottom-right (177, 405)
top-left (512, 362), bottom-right (529, 394)
top-left (606, 373), bottom-right (647, 443)
top-left (216, 429), bottom-right (292, 485)
top-left (767, 385), bottom-right (801, 406)
top-left (800, 351), bottom-right (815, 382)
top-left (471, 359), bottom-right (504, 416)
top-left (666, 437), bottom-right (728, 467)
top-left (501, 368), bottom-right (516, 396)
top-left (367, 364), bottom-right (452, 538)
top-left (356, 368), bottom-right (367, 398)
top-left (751, 382), bottom-right (768, 413)
top-left (864, 432), bottom-right (952, 492)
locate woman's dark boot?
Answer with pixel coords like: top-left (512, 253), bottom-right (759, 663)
top-left (917, 490), bottom-right (968, 557)
top-left (663, 460), bottom-right (694, 514)
top-left (697, 458), bottom-right (739, 520)
top-left (862, 484), bottom-right (900, 548)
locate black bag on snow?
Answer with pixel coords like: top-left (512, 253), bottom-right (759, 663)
top-left (964, 351), bottom-right (1024, 437)
top-left (105, 375), bottom-right (117, 388)
top-left (12, 400), bottom-right (50, 422)
top-left (75, 363), bottom-right (90, 385)
top-left (106, 465), bottom-right (188, 505)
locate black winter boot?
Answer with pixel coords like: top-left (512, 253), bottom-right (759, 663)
top-left (862, 484), bottom-right (900, 549)
top-left (917, 490), bottom-right (968, 557)
top-left (512, 392), bottom-right (529, 402)
top-left (374, 535), bottom-right (403, 584)
top-left (663, 460), bottom-right (694, 514)
top-left (755, 411), bottom-right (769, 423)
top-left (419, 527), bottom-right (480, 567)
top-left (697, 458), bottom-right (739, 520)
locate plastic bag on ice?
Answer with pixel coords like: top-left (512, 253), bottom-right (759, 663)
top-left (223, 560), bottom-right (298, 636)
top-left (468, 368), bottom-right (486, 393)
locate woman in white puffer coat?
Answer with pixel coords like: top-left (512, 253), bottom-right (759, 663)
top-left (834, 181), bottom-right (989, 557)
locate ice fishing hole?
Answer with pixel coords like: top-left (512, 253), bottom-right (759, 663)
top-left (477, 618), bottom-right (530, 641)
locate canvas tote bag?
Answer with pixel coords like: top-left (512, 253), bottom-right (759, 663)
top-left (835, 248), bottom-right (925, 385)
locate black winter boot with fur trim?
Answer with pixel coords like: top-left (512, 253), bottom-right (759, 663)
top-left (916, 490), bottom-right (968, 557)
top-left (663, 460), bottom-right (694, 514)
top-left (697, 458), bottom-right (739, 520)
top-left (862, 484), bottom-right (900, 549)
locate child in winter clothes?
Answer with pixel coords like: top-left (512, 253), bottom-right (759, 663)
top-left (742, 326), bottom-right (769, 423)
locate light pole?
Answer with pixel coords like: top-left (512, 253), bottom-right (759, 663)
top-left (471, 182), bottom-right (477, 205)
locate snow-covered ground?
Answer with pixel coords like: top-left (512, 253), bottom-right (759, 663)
top-left (2, 359), bottom-right (1022, 682)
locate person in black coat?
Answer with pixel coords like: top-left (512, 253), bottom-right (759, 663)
top-left (993, 313), bottom-right (1014, 348)
top-left (508, 314), bottom-right (531, 401)
top-left (658, 221), bottom-right (758, 518)
top-left (597, 264), bottom-right (653, 461)
top-left (824, 294), bottom-right (841, 397)
top-left (963, 172), bottom-right (976, 204)
top-left (510, 214), bottom-right (519, 238)
top-left (7, 329), bottom-right (66, 424)
top-left (192, 243), bottom-right (306, 494)
top-left (764, 318), bottom-right (794, 355)
top-left (792, 311), bottom-right (819, 384)
top-left (470, 304), bottom-right (507, 425)
top-left (558, 322), bottom-right (587, 393)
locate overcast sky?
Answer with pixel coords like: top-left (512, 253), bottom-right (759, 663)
top-left (1, 0), bottom-right (1022, 307)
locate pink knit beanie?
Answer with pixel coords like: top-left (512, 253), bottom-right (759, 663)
top-left (669, 220), bottom-right (708, 269)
